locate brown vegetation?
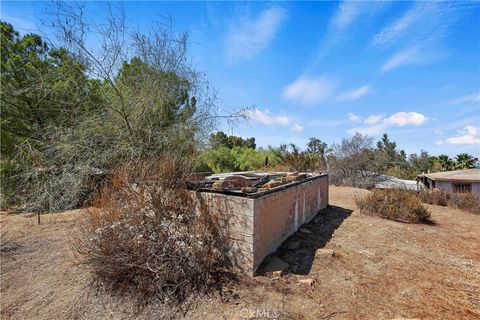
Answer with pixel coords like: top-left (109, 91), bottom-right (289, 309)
top-left (356, 188), bottom-right (432, 223)
top-left (419, 190), bottom-right (480, 215)
top-left (74, 159), bottom-right (235, 304)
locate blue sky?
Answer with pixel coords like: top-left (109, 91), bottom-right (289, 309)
top-left (2, 1), bottom-right (480, 156)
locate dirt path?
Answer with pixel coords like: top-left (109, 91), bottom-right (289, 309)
top-left (1, 186), bottom-right (479, 319)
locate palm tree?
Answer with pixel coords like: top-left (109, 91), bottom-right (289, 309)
top-left (437, 154), bottom-right (453, 171)
top-left (455, 153), bottom-right (475, 169)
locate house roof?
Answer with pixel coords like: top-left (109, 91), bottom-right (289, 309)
top-left (376, 175), bottom-right (417, 190)
top-left (417, 168), bottom-right (480, 182)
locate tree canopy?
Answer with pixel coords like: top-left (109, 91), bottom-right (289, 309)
top-left (0, 21), bottom-right (104, 157)
top-left (209, 131), bottom-right (256, 149)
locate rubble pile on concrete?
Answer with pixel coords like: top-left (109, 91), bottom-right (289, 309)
top-left (189, 171), bottom-right (316, 197)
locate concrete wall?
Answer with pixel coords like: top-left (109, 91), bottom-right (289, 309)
top-left (433, 181), bottom-right (480, 199)
top-left (191, 192), bottom-right (255, 273)
top-left (252, 175), bottom-right (328, 271)
top-left (193, 174), bottom-right (329, 274)
top-left (435, 181), bottom-right (452, 192)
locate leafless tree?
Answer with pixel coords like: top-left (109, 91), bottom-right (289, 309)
top-left (328, 133), bottom-right (386, 188)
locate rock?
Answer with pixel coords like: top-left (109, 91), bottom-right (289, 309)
top-left (298, 278), bottom-right (315, 285)
top-left (241, 186), bottom-right (257, 193)
top-left (212, 180), bottom-right (224, 190)
top-left (285, 240), bottom-right (300, 250)
top-left (222, 175), bottom-right (252, 189)
top-left (272, 270), bottom-right (283, 277)
top-left (359, 249), bottom-right (375, 258)
top-left (263, 256), bottom-right (289, 273)
top-left (299, 227), bottom-right (311, 234)
top-left (315, 248), bottom-right (335, 257)
top-left (262, 180), bottom-right (283, 189)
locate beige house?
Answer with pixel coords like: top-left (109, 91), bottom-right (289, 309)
top-left (416, 168), bottom-right (480, 198)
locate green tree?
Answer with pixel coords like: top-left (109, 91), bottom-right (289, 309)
top-left (0, 21), bottom-right (106, 209)
top-left (200, 146), bottom-right (280, 173)
top-left (376, 133), bottom-right (406, 164)
top-left (437, 154), bottom-right (454, 171)
top-left (0, 21), bottom-right (104, 158)
top-left (455, 153), bottom-right (475, 169)
top-left (209, 131), bottom-right (256, 149)
top-left (409, 150), bottom-right (435, 174)
top-left (307, 137), bottom-right (328, 156)
top-left (306, 137), bottom-right (328, 170)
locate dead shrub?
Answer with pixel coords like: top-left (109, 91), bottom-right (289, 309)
top-left (356, 189), bottom-right (431, 224)
top-left (74, 159), bottom-right (236, 305)
top-left (419, 190), bottom-right (480, 215)
top-left (418, 189), bottom-right (449, 206)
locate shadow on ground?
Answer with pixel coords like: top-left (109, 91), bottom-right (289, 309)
top-left (260, 205), bottom-right (353, 275)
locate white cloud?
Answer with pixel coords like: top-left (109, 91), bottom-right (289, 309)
top-left (381, 43), bottom-right (448, 73)
top-left (380, 46), bottom-right (424, 73)
top-left (332, 2), bottom-right (362, 31)
top-left (226, 7), bottom-right (287, 63)
top-left (372, 1), bottom-right (463, 49)
top-left (246, 108), bottom-right (290, 126)
top-left (347, 112), bottom-right (361, 122)
top-left (282, 74), bottom-right (338, 105)
top-left (337, 85), bottom-right (371, 101)
top-left (449, 93), bottom-right (480, 105)
top-left (313, 2), bottom-right (388, 64)
top-left (290, 123), bottom-right (304, 132)
top-left (376, 2), bottom-right (465, 73)
top-left (444, 125), bottom-right (480, 145)
top-left (381, 38), bottom-right (451, 73)
top-left (384, 112), bottom-right (428, 126)
top-left (364, 114), bottom-right (383, 125)
top-left (347, 111), bottom-right (428, 136)
top-left (371, 2), bottom-right (430, 47)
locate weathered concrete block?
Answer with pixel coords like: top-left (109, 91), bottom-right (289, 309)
top-left (194, 174), bottom-right (329, 274)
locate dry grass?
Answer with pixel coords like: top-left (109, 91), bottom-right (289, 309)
top-left (356, 188), bottom-right (432, 223)
top-left (74, 159), bottom-right (236, 305)
top-left (0, 222), bottom-right (22, 254)
top-left (419, 190), bottom-right (480, 215)
top-left (2, 186), bottom-right (480, 319)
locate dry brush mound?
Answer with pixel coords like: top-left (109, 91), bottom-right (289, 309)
top-left (419, 190), bottom-right (480, 215)
top-left (356, 189), bottom-right (432, 224)
top-left (74, 160), bottom-right (236, 305)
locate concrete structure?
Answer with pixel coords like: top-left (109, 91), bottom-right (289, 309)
top-left (416, 168), bottom-right (480, 199)
top-left (192, 173), bottom-right (328, 274)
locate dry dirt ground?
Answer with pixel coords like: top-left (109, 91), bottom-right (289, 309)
top-left (1, 186), bottom-right (479, 320)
